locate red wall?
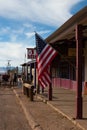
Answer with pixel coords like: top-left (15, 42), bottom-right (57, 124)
top-left (52, 78), bottom-right (77, 91)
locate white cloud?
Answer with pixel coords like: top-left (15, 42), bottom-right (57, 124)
top-left (0, 0), bottom-right (85, 67)
top-left (23, 23), bottom-right (36, 29)
top-left (0, 42), bottom-right (30, 67)
top-left (25, 32), bottom-right (35, 38)
top-left (0, 0), bottom-right (83, 27)
top-left (25, 30), bottom-right (51, 39)
top-left (0, 27), bottom-right (10, 35)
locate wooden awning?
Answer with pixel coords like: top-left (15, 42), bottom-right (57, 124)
top-left (46, 6), bottom-right (87, 44)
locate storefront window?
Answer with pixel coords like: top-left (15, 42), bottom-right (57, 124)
top-left (59, 62), bottom-right (69, 79)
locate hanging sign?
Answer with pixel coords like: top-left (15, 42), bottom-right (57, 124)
top-left (27, 48), bottom-right (36, 59)
top-left (68, 48), bottom-right (85, 56)
top-left (68, 48), bottom-right (76, 56)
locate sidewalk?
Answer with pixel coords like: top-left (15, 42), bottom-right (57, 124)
top-left (13, 87), bottom-right (87, 130)
top-left (37, 87), bottom-right (87, 130)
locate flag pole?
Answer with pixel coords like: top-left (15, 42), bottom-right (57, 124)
top-left (35, 32), bottom-right (56, 98)
top-left (48, 65), bottom-right (52, 101)
top-left (34, 31), bottom-right (40, 94)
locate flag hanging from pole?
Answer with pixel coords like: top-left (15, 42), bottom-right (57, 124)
top-left (35, 33), bottom-right (57, 88)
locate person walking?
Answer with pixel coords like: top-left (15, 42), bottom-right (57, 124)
top-left (17, 75), bottom-right (23, 88)
top-left (13, 72), bottom-right (17, 86)
top-left (0, 74), bottom-right (2, 86)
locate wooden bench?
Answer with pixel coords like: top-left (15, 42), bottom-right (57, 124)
top-left (23, 83), bottom-right (34, 101)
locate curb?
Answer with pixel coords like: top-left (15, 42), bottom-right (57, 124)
top-left (13, 89), bottom-right (43, 130)
top-left (37, 95), bottom-right (86, 130)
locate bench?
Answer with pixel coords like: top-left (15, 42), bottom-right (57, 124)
top-left (23, 83), bottom-right (34, 101)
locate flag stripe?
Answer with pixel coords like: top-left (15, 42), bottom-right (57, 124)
top-left (41, 76), bottom-right (48, 86)
top-left (39, 79), bottom-right (46, 88)
top-left (38, 49), bottom-right (56, 77)
top-left (44, 71), bottom-right (51, 84)
top-left (38, 45), bottom-right (51, 62)
top-left (38, 67), bottom-right (51, 87)
top-left (38, 46), bottom-right (54, 68)
top-left (35, 33), bottom-right (57, 88)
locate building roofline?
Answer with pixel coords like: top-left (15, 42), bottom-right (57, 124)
top-left (46, 6), bottom-right (87, 43)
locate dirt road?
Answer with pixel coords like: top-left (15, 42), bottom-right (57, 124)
top-left (15, 88), bottom-right (82, 130)
top-left (0, 86), bottom-right (32, 130)
top-left (0, 86), bottom-right (83, 130)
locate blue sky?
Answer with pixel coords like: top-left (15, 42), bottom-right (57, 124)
top-left (0, 0), bottom-right (86, 67)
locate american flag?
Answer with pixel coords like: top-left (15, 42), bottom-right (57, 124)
top-left (35, 33), bottom-right (57, 88)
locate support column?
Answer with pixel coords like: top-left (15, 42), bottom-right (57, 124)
top-left (48, 83), bottom-right (52, 100)
top-left (26, 64), bottom-right (28, 81)
top-left (34, 62), bottom-right (36, 88)
top-left (30, 63), bottom-right (32, 78)
top-left (48, 66), bottom-right (52, 101)
top-left (75, 24), bottom-right (83, 119)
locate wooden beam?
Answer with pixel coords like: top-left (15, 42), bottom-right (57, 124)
top-left (75, 24), bottom-right (83, 119)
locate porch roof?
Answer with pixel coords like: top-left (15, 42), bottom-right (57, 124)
top-left (46, 6), bottom-right (87, 44)
top-left (21, 59), bottom-right (36, 67)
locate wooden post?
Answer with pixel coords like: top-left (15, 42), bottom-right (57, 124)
top-left (29, 86), bottom-right (34, 101)
top-left (30, 63), bottom-right (32, 81)
top-left (48, 66), bottom-right (52, 101)
top-left (37, 84), bottom-right (40, 94)
top-left (26, 64), bottom-right (28, 81)
top-left (48, 83), bottom-right (52, 100)
top-left (75, 24), bottom-right (83, 119)
top-left (34, 62), bottom-right (36, 88)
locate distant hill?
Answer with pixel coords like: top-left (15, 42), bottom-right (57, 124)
top-left (0, 66), bottom-right (22, 74)
top-left (0, 67), bottom-right (7, 74)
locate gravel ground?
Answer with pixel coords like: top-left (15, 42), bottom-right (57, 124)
top-left (0, 86), bottom-right (32, 130)
top-left (15, 88), bottom-right (82, 130)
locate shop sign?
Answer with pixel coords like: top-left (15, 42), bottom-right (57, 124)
top-left (27, 48), bottom-right (36, 59)
top-left (68, 48), bottom-right (85, 56)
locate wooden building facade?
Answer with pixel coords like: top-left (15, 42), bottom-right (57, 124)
top-left (46, 6), bottom-right (87, 91)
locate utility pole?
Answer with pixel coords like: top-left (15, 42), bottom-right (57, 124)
top-left (6, 60), bottom-right (11, 74)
